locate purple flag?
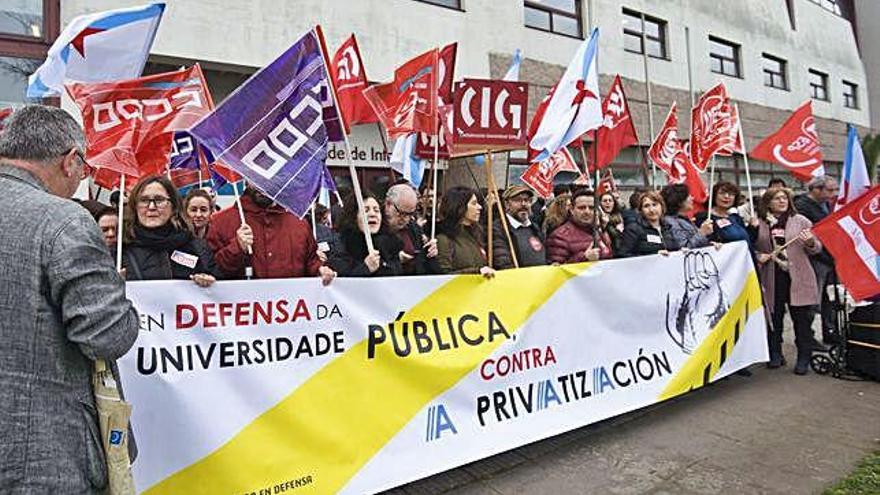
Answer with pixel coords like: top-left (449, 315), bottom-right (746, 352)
top-left (190, 28), bottom-right (340, 217)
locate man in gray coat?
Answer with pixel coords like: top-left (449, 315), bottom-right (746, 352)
top-left (0, 105), bottom-right (139, 493)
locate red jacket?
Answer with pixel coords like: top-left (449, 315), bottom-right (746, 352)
top-left (206, 195), bottom-right (322, 279)
top-left (546, 220), bottom-right (613, 264)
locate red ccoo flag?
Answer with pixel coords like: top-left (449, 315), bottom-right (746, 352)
top-left (812, 184), bottom-right (880, 300)
top-left (690, 83), bottom-right (735, 171)
top-left (671, 140), bottom-right (708, 208)
top-left (330, 34), bottom-right (378, 134)
top-left (717, 103), bottom-right (744, 156)
top-left (362, 48), bottom-right (439, 139)
top-left (521, 148), bottom-right (580, 199)
top-left (67, 65), bottom-right (212, 189)
top-left (750, 101), bottom-right (824, 182)
top-left (438, 43), bottom-right (457, 105)
top-left (589, 75), bottom-right (639, 172)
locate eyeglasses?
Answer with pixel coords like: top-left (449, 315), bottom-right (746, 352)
top-left (137, 196), bottom-right (171, 209)
top-left (392, 202), bottom-right (417, 219)
top-left (72, 149), bottom-right (93, 180)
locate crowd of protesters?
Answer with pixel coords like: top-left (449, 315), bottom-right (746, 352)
top-left (0, 104), bottom-right (846, 491)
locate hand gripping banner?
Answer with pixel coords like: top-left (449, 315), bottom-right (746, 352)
top-left (119, 242), bottom-right (766, 494)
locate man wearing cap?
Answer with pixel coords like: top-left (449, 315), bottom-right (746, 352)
top-left (493, 185), bottom-right (547, 269)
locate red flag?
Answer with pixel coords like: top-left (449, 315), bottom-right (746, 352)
top-left (671, 141), bottom-right (708, 208)
top-left (520, 148), bottom-right (580, 199)
top-left (750, 101), bottom-right (824, 182)
top-left (717, 103), bottom-right (744, 156)
top-left (589, 75), bottom-right (639, 171)
top-left (647, 102), bottom-right (683, 178)
top-left (812, 184), bottom-right (880, 300)
top-left (595, 170), bottom-right (617, 196)
top-left (438, 43), bottom-right (457, 105)
top-left (67, 65), bottom-right (212, 188)
top-left (362, 48), bottom-right (439, 139)
top-left (330, 34), bottom-right (378, 133)
top-left (690, 83), bottom-right (735, 171)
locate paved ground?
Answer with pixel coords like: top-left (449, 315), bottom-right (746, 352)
top-left (385, 338), bottom-right (880, 495)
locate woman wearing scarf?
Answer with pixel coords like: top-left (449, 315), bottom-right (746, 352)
top-left (122, 176), bottom-right (219, 286)
top-left (328, 191), bottom-right (403, 277)
top-left (754, 187), bottom-right (822, 375)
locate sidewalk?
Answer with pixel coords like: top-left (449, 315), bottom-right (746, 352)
top-left (388, 341), bottom-right (880, 495)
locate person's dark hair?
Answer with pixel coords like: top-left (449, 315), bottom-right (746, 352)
top-left (0, 105), bottom-right (85, 162)
top-left (184, 188), bottom-right (214, 211)
top-left (552, 183), bottom-right (570, 198)
top-left (638, 190), bottom-right (667, 217)
top-left (757, 187), bottom-right (798, 219)
top-left (710, 181), bottom-right (743, 208)
top-left (767, 178), bottom-right (787, 188)
top-left (124, 175), bottom-right (187, 242)
top-left (313, 203), bottom-right (329, 226)
top-left (438, 186), bottom-right (483, 241)
top-left (660, 183), bottom-right (690, 215)
top-left (94, 206), bottom-right (118, 224)
top-left (338, 190), bottom-right (379, 232)
top-left (571, 187), bottom-right (594, 204)
top-left (629, 187), bottom-right (648, 210)
top-left (109, 190), bottom-right (121, 207)
top-left (76, 199), bottom-right (107, 219)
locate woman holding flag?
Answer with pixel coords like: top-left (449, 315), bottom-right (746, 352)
top-left (754, 187), bottom-right (822, 374)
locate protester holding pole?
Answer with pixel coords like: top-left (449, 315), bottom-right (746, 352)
top-left (435, 186), bottom-right (495, 277)
top-left (327, 191), bottom-right (403, 277)
top-left (753, 187), bottom-right (822, 374)
top-left (696, 181), bottom-right (755, 250)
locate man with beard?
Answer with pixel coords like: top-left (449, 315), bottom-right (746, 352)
top-left (546, 189), bottom-right (613, 264)
top-left (206, 184), bottom-right (335, 283)
top-left (493, 185), bottom-right (547, 269)
top-left (384, 182), bottom-right (441, 275)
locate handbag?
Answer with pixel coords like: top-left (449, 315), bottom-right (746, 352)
top-left (92, 359), bottom-right (136, 495)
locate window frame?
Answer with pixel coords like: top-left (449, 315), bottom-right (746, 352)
top-left (843, 80), bottom-right (859, 109)
top-left (523, 0), bottom-right (584, 39)
top-left (411, 0), bottom-right (464, 12)
top-left (762, 53), bottom-right (788, 91)
top-left (622, 8), bottom-right (668, 60)
top-left (0, 1), bottom-right (59, 105)
top-left (808, 0), bottom-right (842, 16)
top-left (809, 69), bottom-right (830, 102)
top-left (708, 36), bottom-right (742, 78)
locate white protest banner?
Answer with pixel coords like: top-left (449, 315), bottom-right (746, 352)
top-left (119, 242), bottom-right (767, 494)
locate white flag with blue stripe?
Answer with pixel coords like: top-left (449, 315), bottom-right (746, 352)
top-left (27, 3), bottom-right (164, 98)
top-left (390, 134), bottom-right (427, 188)
top-left (503, 49), bottom-right (522, 82)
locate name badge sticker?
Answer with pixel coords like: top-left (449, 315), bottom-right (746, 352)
top-left (646, 234), bottom-right (662, 244)
top-left (171, 250), bottom-right (199, 269)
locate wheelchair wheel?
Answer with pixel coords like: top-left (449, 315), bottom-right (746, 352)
top-left (811, 354), bottom-right (834, 375)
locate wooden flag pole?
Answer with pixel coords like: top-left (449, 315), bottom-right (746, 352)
top-left (707, 155), bottom-right (717, 214)
top-left (734, 103), bottom-right (755, 216)
top-left (578, 146), bottom-right (594, 188)
top-left (486, 160), bottom-right (494, 269)
top-left (115, 174), bottom-right (125, 273)
top-left (770, 230), bottom-right (810, 257)
top-left (485, 152), bottom-right (519, 269)
top-left (430, 110), bottom-right (441, 240)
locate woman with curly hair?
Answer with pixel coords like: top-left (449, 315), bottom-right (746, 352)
top-left (542, 192), bottom-right (571, 236)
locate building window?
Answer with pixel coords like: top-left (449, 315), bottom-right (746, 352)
top-left (809, 69), bottom-right (829, 101)
top-left (843, 80), bottom-right (858, 109)
top-left (809, 0), bottom-right (842, 16)
top-left (0, 1), bottom-right (43, 38)
top-left (709, 36), bottom-right (741, 78)
top-left (412, 0), bottom-right (462, 10)
top-left (524, 0), bottom-right (582, 38)
top-left (762, 54), bottom-right (788, 90)
top-left (0, 1), bottom-right (59, 106)
top-left (622, 9), bottom-right (668, 59)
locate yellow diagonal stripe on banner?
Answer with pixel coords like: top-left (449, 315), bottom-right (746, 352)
top-left (658, 272), bottom-right (763, 401)
top-left (145, 264), bottom-right (591, 495)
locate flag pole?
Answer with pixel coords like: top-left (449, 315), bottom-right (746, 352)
top-left (316, 25), bottom-right (374, 253)
top-left (578, 146), bottom-right (594, 188)
top-left (685, 26), bottom-right (696, 108)
top-left (231, 182), bottom-right (254, 280)
top-left (115, 174), bottom-right (125, 273)
top-left (430, 107), bottom-right (441, 240)
top-left (486, 152), bottom-right (519, 268)
top-left (640, 12), bottom-right (657, 189)
top-left (707, 155), bottom-right (717, 214)
top-left (735, 103), bottom-right (755, 216)
top-left (486, 157), bottom-right (494, 269)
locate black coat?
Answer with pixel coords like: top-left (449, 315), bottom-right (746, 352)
top-left (124, 229), bottom-right (220, 281)
top-left (328, 228), bottom-right (404, 277)
top-left (619, 216), bottom-right (680, 257)
top-left (397, 221), bottom-right (442, 275)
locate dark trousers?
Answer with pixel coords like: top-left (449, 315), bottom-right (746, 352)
top-left (814, 261), bottom-right (839, 342)
top-left (769, 269), bottom-right (817, 360)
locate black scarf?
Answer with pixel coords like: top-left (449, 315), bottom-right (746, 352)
top-left (130, 223), bottom-right (193, 252)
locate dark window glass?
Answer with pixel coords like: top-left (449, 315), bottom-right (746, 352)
top-left (709, 36), bottom-right (741, 78)
top-left (524, 0), bottom-right (582, 38)
top-left (412, 0), bottom-right (462, 9)
top-left (809, 69), bottom-right (829, 101)
top-left (762, 54), bottom-right (788, 90)
top-left (0, 55), bottom-right (40, 106)
top-left (843, 80), bottom-right (858, 109)
top-left (622, 9), bottom-right (667, 59)
top-left (0, 0), bottom-right (42, 38)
